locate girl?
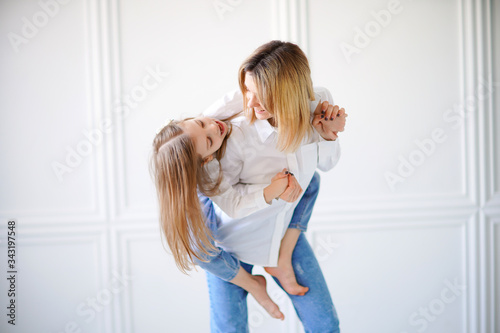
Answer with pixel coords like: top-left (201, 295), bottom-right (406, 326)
top-left (151, 116), bottom-right (298, 320)
top-left (151, 113), bottom-right (335, 321)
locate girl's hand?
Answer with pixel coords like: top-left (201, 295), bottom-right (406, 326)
top-left (312, 101), bottom-right (347, 141)
top-left (263, 169), bottom-right (289, 204)
top-left (278, 173), bottom-right (303, 202)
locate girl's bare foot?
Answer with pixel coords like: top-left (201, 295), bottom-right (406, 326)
top-left (229, 267), bottom-right (284, 320)
top-left (248, 275), bottom-right (285, 320)
top-left (265, 263), bottom-right (309, 296)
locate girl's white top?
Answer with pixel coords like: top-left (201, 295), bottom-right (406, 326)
top-left (203, 87), bottom-right (341, 267)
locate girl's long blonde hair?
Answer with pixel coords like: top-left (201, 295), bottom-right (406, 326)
top-left (150, 119), bottom-right (231, 273)
top-left (238, 40), bottom-right (315, 153)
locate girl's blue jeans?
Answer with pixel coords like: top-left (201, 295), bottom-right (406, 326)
top-left (196, 172), bottom-right (340, 333)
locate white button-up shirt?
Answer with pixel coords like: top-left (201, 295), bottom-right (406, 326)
top-left (203, 87), bottom-right (341, 266)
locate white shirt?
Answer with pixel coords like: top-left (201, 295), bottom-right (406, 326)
top-left (203, 87), bottom-right (341, 266)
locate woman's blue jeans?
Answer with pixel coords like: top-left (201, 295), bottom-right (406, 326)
top-left (196, 172), bottom-right (340, 333)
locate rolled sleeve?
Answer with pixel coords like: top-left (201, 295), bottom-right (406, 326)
top-left (210, 182), bottom-right (272, 219)
top-left (317, 138), bottom-right (341, 172)
top-left (253, 187), bottom-right (271, 209)
top-left (203, 89), bottom-right (244, 119)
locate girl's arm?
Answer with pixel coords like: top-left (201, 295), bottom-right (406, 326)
top-left (209, 167), bottom-right (288, 219)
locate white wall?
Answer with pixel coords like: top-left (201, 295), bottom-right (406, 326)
top-left (0, 0), bottom-right (498, 332)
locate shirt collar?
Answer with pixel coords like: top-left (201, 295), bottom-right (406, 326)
top-left (310, 93), bottom-right (321, 117)
top-left (253, 93), bottom-right (322, 143)
top-left (254, 119), bottom-right (277, 143)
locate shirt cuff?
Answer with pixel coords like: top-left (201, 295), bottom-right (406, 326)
top-left (318, 137), bottom-right (340, 156)
top-left (254, 188), bottom-right (272, 208)
top-left (318, 133), bottom-right (338, 142)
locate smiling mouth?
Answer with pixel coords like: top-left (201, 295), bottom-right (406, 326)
top-left (215, 120), bottom-right (225, 136)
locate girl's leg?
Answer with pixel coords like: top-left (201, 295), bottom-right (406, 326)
top-left (273, 233), bottom-right (340, 333)
top-left (264, 172), bottom-right (320, 296)
top-left (264, 228), bottom-right (308, 295)
top-left (231, 267), bottom-right (283, 319)
top-left (196, 253), bottom-right (283, 320)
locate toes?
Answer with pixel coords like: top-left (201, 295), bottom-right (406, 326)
top-left (289, 284), bottom-right (309, 296)
top-left (261, 300), bottom-right (284, 320)
top-left (270, 307), bottom-right (285, 320)
top-left (297, 287), bottom-right (309, 296)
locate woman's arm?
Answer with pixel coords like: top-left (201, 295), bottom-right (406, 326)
top-left (311, 87), bottom-right (347, 141)
top-left (316, 136), bottom-right (341, 172)
top-left (313, 102), bottom-right (346, 141)
top-left (203, 89), bottom-right (244, 119)
top-left (311, 87), bottom-right (345, 172)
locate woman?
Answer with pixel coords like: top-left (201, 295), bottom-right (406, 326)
top-left (151, 40), bottom-right (346, 332)
top-left (200, 40), bottom-right (346, 332)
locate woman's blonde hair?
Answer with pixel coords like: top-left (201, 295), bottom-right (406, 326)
top-left (150, 119), bottom-right (231, 274)
top-left (238, 40), bottom-right (315, 152)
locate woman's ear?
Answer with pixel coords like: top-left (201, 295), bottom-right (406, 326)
top-left (202, 155), bottom-right (214, 165)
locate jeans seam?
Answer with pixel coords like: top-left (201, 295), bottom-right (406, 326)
top-left (289, 173), bottom-right (319, 231)
top-left (289, 197), bottom-right (308, 231)
top-left (221, 256), bottom-right (240, 281)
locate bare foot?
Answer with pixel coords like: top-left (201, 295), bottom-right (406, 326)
top-left (265, 263), bottom-right (309, 296)
top-left (249, 275), bottom-right (285, 320)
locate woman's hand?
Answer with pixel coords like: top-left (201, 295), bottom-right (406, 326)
top-left (263, 169), bottom-right (289, 204)
top-left (278, 173), bottom-right (303, 202)
top-left (263, 169), bottom-right (304, 204)
top-left (312, 101), bottom-right (347, 141)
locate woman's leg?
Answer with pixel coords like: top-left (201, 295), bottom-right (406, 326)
top-left (206, 262), bottom-right (253, 333)
top-left (273, 233), bottom-right (340, 333)
top-left (288, 171), bottom-right (320, 232)
top-left (265, 172), bottom-right (320, 295)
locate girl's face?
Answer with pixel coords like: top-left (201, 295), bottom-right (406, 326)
top-left (180, 116), bottom-right (228, 159)
top-left (244, 73), bottom-right (272, 121)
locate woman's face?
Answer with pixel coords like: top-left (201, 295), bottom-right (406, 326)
top-left (180, 116), bottom-right (228, 159)
top-left (244, 73), bottom-right (272, 121)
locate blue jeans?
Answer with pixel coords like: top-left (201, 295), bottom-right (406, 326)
top-left (196, 191), bottom-right (241, 281)
top-left (197, 173), bottom-right (339, 332)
